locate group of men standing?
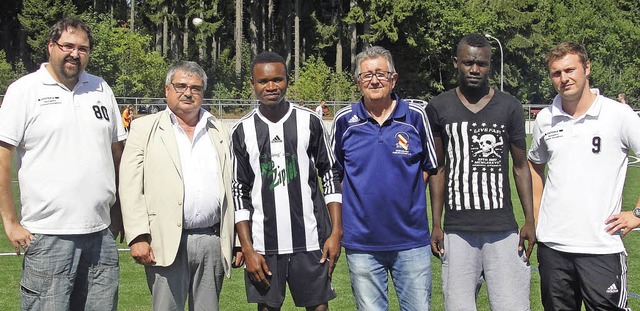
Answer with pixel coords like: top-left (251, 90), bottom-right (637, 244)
top-left (0, 17), bottom-right (639, 311)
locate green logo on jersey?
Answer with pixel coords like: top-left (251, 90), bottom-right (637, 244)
top-left (260, 153), bottom-right (299, 190)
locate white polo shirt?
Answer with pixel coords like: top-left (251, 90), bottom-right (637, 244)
top-left (0, 64), bottom-right (127, 234)
top-left (168, 108), bottom-right (220, 230)
top-left (528, 91), bottom-right (640, 254)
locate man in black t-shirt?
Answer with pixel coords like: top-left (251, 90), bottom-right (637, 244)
top-left (426, 33), bottom-right (535, 311)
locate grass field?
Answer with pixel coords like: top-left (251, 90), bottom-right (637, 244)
top-left (2, 146), bottom-right (640, 310)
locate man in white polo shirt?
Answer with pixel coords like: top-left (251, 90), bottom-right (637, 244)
top-left (529, 42), bottom-right (640, 310)
top-left (0, 18), bottom-right (125, 310)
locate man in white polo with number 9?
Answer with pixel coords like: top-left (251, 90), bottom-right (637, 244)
top-left (529, 41), bottom-right (640, 311)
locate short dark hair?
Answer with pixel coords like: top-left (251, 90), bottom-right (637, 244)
top-left (457, 33), bottom-right (491, 56)
top-left (49, 18), bottom-right (93, 48)
top-left (546, 42), bottom-right (589, 70)
top-left (251, 51), bottom-right (287, 79)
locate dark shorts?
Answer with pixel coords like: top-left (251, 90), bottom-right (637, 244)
top-left (537, 243), bottom-right (630, 311)
top-left (245, 250), bottom-right (336, 308)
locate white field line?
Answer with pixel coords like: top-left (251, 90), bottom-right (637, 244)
top-left (0, 248), bottom-right (131, 256)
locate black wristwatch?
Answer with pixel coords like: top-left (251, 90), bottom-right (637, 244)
top-left (633, 207), bottom-right (640, 218)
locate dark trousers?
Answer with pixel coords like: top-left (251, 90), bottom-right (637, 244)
top-left (537, 243), bottom-right (630, 311)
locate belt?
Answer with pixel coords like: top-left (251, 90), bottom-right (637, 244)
top-left (182, 223), bottom-right (220, 236)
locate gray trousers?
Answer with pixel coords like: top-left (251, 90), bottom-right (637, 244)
top-left (441, 230), bottom-right (531, 311)
top-left (145, 228), bottom-right (224, 311)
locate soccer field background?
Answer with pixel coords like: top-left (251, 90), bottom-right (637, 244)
top-left (1, 145), bottom-right (640, 310)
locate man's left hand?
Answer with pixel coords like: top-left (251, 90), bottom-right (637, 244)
top-left (110, 201), bottom-right (124, 243)
top-left (519, 222), bottom-right (536, 262)
top-left (320, 233), bottom-right (341, 278)
top-left (606, 211), bottom-right (640, 238)
top-left (232, 247), bottom-right (244, 268)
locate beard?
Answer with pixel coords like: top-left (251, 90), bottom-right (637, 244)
top-left (58, 56), bottom-right (83, 80)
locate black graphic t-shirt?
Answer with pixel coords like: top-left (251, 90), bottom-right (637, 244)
top-left (426, 89), bottom-right (525, 231)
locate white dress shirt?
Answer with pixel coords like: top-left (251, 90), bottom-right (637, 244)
top-left (168, 108), bottom-right (220, 229)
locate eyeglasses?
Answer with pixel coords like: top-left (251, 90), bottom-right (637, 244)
top-left (358, 71), bottom-right (393, 83)
top-left (171, 83), bottom-right (204, 95)
top-left (53, 41), bottom-right (90, 55)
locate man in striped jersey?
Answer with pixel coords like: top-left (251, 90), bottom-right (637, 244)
top-left (426, 33), bottom-right (535, 310)
top-left (332, 46), bottom-right (437, 311)
top-left (231, 51), bottom-right (342, 311)
top-left (530, 42), bottom-right (640, 311)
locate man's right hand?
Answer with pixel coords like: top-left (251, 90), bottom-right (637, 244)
top-left (130, 238), bottom-right (156, 265)
top-left (243, 249), bottom-right (272, 288)
top-left (430, 226), bottom-right (445, 257)
top-left (5, 222), bottom-right (33, 255)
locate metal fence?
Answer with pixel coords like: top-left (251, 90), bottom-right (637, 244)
top-left (116, 97), bottom-right (548, 117)
top-left (0, 94), bottom-right (547, 127)
top-left (116, 97), bottom-right (355, 120)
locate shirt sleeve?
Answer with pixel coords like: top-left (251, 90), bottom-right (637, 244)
top-left (527, 117), bottom-right (548, 164)
top-left (620, 106), bottom-right (640, 154)
top-left (119, 117), bottom-right (152, 244)
top-left (231, 123), bottom-right (255, 223)
top-left (310, 115), bottom-right (342, 204)
top-left (425, 101), bottom-right (442, 138)
top-left (419, 107), bottom-right (438, 173)
top-left (0, 81), bottom-right (29, 147)
top-left (103, 82), bottom-right (127, 142)
top-left (330, 113), bottom-right (346, 182)
top-left (507, 96), bottom-right (526, 149)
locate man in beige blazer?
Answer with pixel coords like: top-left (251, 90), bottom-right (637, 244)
top-left (120, 61), bottom-right (236, 311)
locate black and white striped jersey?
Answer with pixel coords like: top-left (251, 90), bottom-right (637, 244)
top-left (231, 103), bottom-right (341, 255)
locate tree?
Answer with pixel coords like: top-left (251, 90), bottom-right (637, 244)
top-left (0, 0), bottom-right (23, 64)
top-left (85, 13), bottom-right (168, 97)
top-left (294, 0), bottom-right (300, 80)
top-left (129, 0), bottom-right (135, 31)
top-left (288, 55), bottom-right (358, 102)
top-left (0, 51), bottom-right (26, 94)
top-left (3, 0), bottom-right (640, 104)
top-left (19, 0), bottom-right (77, 69)
top-left (234, 0), bottom-right (243, 86)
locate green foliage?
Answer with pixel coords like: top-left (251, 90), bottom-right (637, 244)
top-left (344, 5), bottom-right (365, 25)
top-left (288, 55), bottom-right (358, 102)
top-left (0, 51), bottom-right (26, 94)
top-left (358, 0), bottom-right (422, 43)
top-left (187, 0), bottom-right (224, 39)
top-left (19, 0), bottom-right (77, 67)
top-left (4, 0), bottom-right (640, 106)
top-left (288, 55), bottom-right (332, 100)
top-left (210, 44), bottom-right (253, 99)
top-left (311, 11), bottom-right (338, 50)
top-left (330, 71), bottom-right (360, 102)
top-left (84, 13), bottom-right (168, 97)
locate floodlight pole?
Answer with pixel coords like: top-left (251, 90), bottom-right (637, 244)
top-left (485, 33), bottom-right (503, 91)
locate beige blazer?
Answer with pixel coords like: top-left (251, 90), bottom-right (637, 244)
top-left (119, 110), bottom-right (235, 277)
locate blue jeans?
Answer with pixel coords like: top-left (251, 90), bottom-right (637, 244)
top-left (20, 229), bottom-right (119, 311)
top-left (346, 245), bottom-right (431, 311)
